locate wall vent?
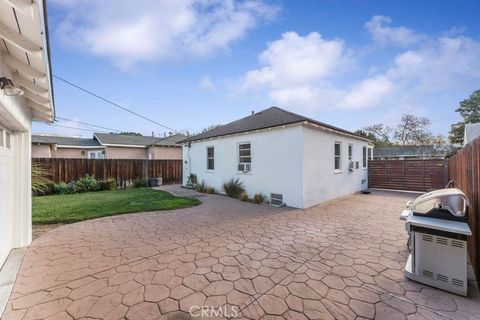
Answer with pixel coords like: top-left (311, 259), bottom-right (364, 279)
top-left (270, 193), bottom-right (283, 207)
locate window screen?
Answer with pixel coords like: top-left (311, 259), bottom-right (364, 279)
top-left (207, 146), bottom-right (214, 170)
top-left (334, 142), bottom-right (341, 170)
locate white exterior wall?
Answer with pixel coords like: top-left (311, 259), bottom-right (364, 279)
top-left (0, 60), bottom-right (32, 267)
top-left (302, 126), bottom-right (369, 208)
top-left (183, 126), bottom-right (304, 208)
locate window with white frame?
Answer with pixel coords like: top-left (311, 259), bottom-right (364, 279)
top-left (238, 143), bottom-right (251, 172)
top-left (348, 144), bottom-right (353, 161)
top-left (207, 146), bottom-right (214, 170)
top-left (88, 151), bottom-right (105, 159)
top-left (334, 142), bottom-right (341, 171)
top-left (362, 146), bottom-right (367, 168)
top-left (368, 146), bottom-right (373, 160)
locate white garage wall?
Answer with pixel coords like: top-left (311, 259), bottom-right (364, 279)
top-left (302, 126), bottom-right (369, 208)
top-left (0, 128), bottom-right (14, 266)
top-left (184, 125), bottom-right (305, 208)
top-left (0, 60), bottom-right (33, 268)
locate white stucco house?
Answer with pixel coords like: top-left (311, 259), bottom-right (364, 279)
top-left (181, 107), bottom-right (373, 209)
top-left (0, 0), bottom-right (54, 268)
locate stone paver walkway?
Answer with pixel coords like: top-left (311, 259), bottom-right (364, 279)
top-left (2, 186), bottom-right (479, 319)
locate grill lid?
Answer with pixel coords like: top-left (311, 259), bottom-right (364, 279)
top-left (407, 188), bottom-right (469, 221)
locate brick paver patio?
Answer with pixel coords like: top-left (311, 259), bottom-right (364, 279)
top-left (2, 186), bottom-right (479, 319)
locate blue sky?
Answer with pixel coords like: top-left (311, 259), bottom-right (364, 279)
top-left (33, 0), bottom-right (480, 138)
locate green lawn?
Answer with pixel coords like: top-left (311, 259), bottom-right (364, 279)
top-left (33, 188), bottom-right (201, 224)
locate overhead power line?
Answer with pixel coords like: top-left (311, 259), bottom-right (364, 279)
top-left (48, 123), bottom-right (98, 133)
top-left (53, 75), bottom-right (177, 132)
top-left (55, 116), bottom-right (122, 133)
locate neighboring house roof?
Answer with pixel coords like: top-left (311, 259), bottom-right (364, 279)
top-left (464, 123), bottom-right (480, 145)
top-left (181, 106), bottom-right (367, 143)
top-left (154, 134), bottom-right (186, 146)
top-left (94, 133), bottom-right (186, 147)
top-left (373, 145), bottom-right (451, 159)
top-left (32, 133), bottom-right (187, 148)
top-left (94, 133), bottom-right (161, 146)
top-left (32, 135), bottom-right (102, 147)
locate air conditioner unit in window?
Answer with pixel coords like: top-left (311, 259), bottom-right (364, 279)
top-left (238, 163), bottom-right (251, 172)
top-left (348, 161), bottom-right (354, 171)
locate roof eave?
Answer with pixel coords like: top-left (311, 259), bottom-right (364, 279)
top-left (181, 120), bottom-right (371, 144)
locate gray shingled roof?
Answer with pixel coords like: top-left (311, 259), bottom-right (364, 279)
top-left (181, 107), bottom-right (366, 143)
top-left (94, 133), bottom-right (162, 146)
top-left (154, 134), bottom-right (186, 146)
top-left (32, 135), bottom-right (101, 147)
top-left (33, 133), bottom-right (185, 148)
top-left (373, 145), bottom-right (449, 158)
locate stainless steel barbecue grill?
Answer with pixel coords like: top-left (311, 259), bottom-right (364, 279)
top-left (406, 188), bottom-right (469, 221)
top-left (403, 187), bottom-right (471, 296)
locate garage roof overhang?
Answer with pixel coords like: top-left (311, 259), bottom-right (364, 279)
top-left (0, 0), bottom-right (54, 123)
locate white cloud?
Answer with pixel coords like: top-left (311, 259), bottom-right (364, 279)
top-left (244, 32), bottom-right (351, 88)
top-left (239, 31), bottom-right (352, 109)
top-left (365, 15), bottom-right (423, 47)
top-left (199, 75), bottom-right (216, 91)
top-left (387, 36), bottom-right (480, 89)
top-left (52, 0), bottom-right (279, 70)
top-left (237, 16), bottom-right (480, 114)
top-left (341, 76), bottom-right (393, 109)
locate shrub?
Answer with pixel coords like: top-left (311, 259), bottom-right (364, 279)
top-left (196, 180), bottom-right (207, 193)
top-left (34, 182), bottom-right (55, 196)
top-left (222, 178), bottom-right (245, 198)
top-left (206, 187), bottom-right (215, 194)
top-left (253, 193), bottom-right (265, 204)
top-left (133, 178), bottom-right (148, 188)
top-left (99, 179), bottom-right (117, 191)
top-left (240, 192), bottom-right (249, 202)
top-left (53, 182), bottom-right (68, 195)
top-left (40, 182), bottom-right (55, 196)
top-left (53, 181), bottom-right (77, 194)
top-left (66, 182), bottom-right (77, 194)
top-left (186, 174), bottom-right (198, 189)
top-left (32, 163), bottom-right (53, 196)
top-left (75, 175), bottom-right (100, 193)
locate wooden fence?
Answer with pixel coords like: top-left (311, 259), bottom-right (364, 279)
top-left (33, 158), bottom-right (183, 185)
top-left (448, 138), bottom-right (480, 279)
top-left (368, 159), bottom-right (448, 192)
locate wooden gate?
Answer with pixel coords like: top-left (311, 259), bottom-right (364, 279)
top-left (368, 159), bottom-right (448, 192)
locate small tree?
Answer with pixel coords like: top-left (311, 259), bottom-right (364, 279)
top-left (354, 129), bottom-right (377, 142)
top-left (449, 89), bottom-right (480, 144)
top-left (362, 124), bottom-right (393, 146)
